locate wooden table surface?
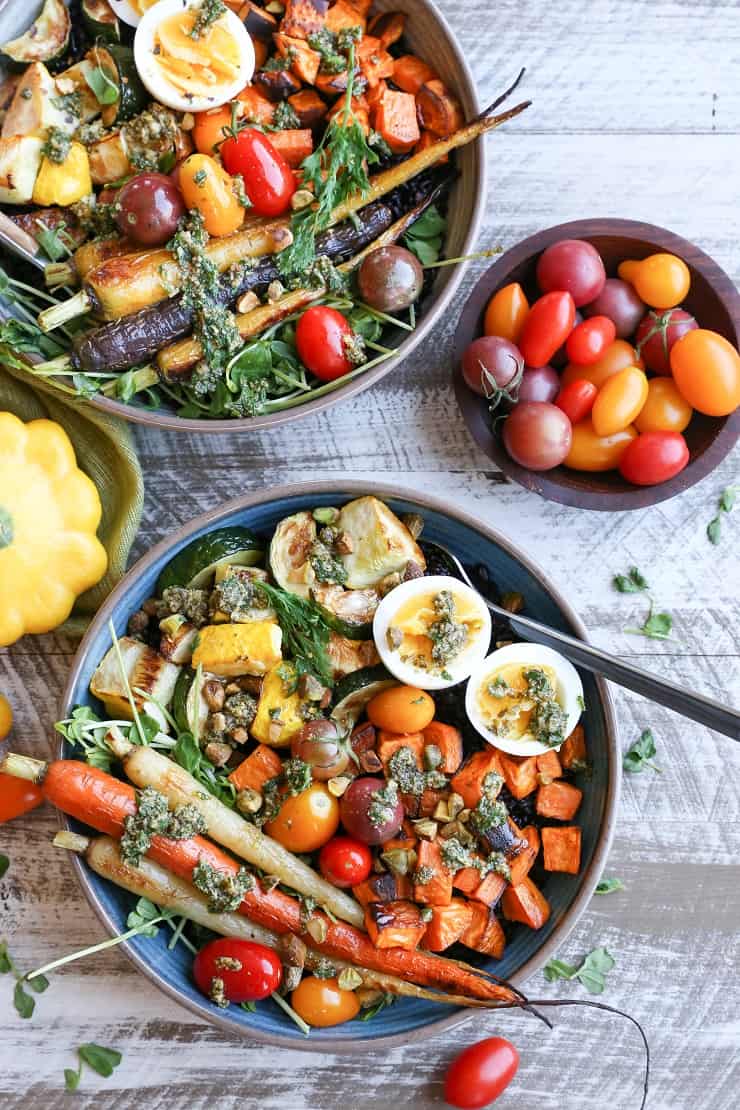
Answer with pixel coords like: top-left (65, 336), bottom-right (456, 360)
top-left (2, 0), bottom-right (739, 1106)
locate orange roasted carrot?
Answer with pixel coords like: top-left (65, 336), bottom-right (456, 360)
top-left (7, 757), bottom-right (514, 1002)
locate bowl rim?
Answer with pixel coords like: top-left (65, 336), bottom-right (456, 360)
top-left (73, 0), bottom-right (487, 434)
top-left (453, 217), bottom-right (740, 510)
top-left (58, 479), bottom-right (620, 1051)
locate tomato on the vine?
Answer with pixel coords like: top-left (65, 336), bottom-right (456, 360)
top-left (193, 938), bottom-right (282, 1004)
top-left (670, 329), bottom-right (740, 416)
top-left (319, 836), bottom-right (373, 888)
top-left (618, 431), bottom-right (689, 485)
top-left (634, 308), bottom-right (698, 374)
top-left (220, 127), bottom-right (296, 216)
top-left (556, 379), bottom-right (598, 424)
top-left (518, 291), bottom-right (576, 368)
top-left (484, 282), bottom-right (529, 343)
top-left (444, 1036), bottom-right (520, 1109)
top-left (296, 306), bottom-right (356, 381)
top-left (565, 315), bottom-right (616, 366)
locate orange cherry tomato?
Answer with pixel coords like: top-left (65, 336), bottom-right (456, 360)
top-left (560, 339), bottom-right (644, 391)
top-left (366, 686), bottom-right (435, 733)
top-left (670, 329), bottom-right (740, 417)
top-left (484, 282), bottom-right (529, 344)
top-left (564, 420), bottom-right (638, 472)
top-left (0, 772), bottom-right (43, 824)
top-left (290, 977), bottom-right (360, 1027)
top-left (617, 253), bottom-right (690, 310)
top-left (179, 153), bottom-right (244, 237)
top-left (264, 782), bottom-right (339, 853)
top-left (192, 105), bottom-right (233, 155)
top-left (635, 377), bottom-right (693, 433)
top-left (591, 365), bottom-right (649, 437)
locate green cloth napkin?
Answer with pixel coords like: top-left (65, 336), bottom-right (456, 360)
top-left (0, 359), bottom-right (144, 638)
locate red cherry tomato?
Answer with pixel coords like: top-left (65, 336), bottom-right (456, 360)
top-left (618, 431), bottom-right (690, 486)
top-left (565, 315), bottom-right (617, 366)
top-left (319, 836), bottom-right (373, 888)
top-left (296, 306), bottom-right (354, 381)
top-left (193, 938), bottom-right (282, 1004)
top-left (518, 291), bottom-right (576, 368)
top-left (556, 378), bottom-right (598, 424)
top-left (444, 1036), bottom-right (520, 1109)
top-left (220, 128), bottom-right (296, 216)
top-left (635, 308), bottom-right (698, 374)
top-left (0, 771), bottom-right (43, 824)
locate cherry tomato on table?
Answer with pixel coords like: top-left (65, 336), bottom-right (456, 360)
top-left (179, 154), bottom-right (244, 237)
top-left (634, 377), bottom-right (693, 433)
top-left (291, 976), bottom-right (360, 1027)
top-left (484, 282), bottom-right (529, 343)
top-left (264, 782), bottom-right (340, 853)
top-left (634, 308), bottom-right (698, 374)
top-left (221, 128), bottom-right (296, 217)
top-left (502, 401), bottom-right (572, 471)
top-left (444, 1036), bottom-right (520, 1109)
top-left (518, 291), bottom-right (576, 368)
top-left (670, 329), bottom-right (740, 416)
top-left (193, 938), bottom-right (282, 1004)
top-left (564, 420), bottom-right (637, 472)
top-left (618, 253), bottom-right (690, 310)
top-left (296, 306), bottom-right (356, 382)
top-left (556, 378), bottom-right (598, 424)
top-left (319, 836), bottom-right (373, 888)
top-left (115, 173), bottom-right (185, 246)
top-left (618, 430), bottom-right (689, 485)
top-left (560, 339), bottom-right (643, 391)
top-left (566, 315), bottom-right (616, 366)
top-left (0, 772), bottom-right (43, 824)
top-left (591, 365), bottom-right (649, 437)
top-left (536, 238), bottom-right (606, 306)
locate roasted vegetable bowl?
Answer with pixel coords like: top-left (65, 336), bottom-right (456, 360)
top-left (0, 483), bottom-right (619, 1047)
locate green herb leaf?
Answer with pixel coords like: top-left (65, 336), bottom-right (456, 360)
top-left (543, 958), bottom-right (579, 982)
top-left (240, 1000), bottom-right (257, 1012)
top-left (623, 728), bottom-right (661, 774)
top-left (14, 980), bottom-right (35, 1019)
top-left (707, 516), bottom-right (722, 545)
top-left (0, 854), bottom-right (8, 879)
top-left (28, 973), bottom-right (49, 993)
top-left (705, 484), bottom-right (738, 545)
top-left (613, 566), bottom-right (649, 593)
top-left (255, 582), bottom-right (333, 685)
top-left (719, 487), bottom-right (736, 513)
top-left (0, 941), bottom-right (13, 974)
top-left (126, 897), bottom-right (164, 937)
top-left (625, 599), bottom-right (672, 640)
top-left (78, 1043), bottom-right (123, 1078)
top-left (64, 1066), bottom-right (82, 1092)
top-left (84, 65), bottom-right (119, 106)
top-left (595, 877), bottom-right (625, 895)
top-left (544, 947), bottom-right (615, 994)
top-left (36, 221), bottom-right (75, 262)
top-left (358, 992), bottom-right (396, 1020)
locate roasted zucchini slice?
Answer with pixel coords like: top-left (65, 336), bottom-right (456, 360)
top-left (269, 510), bottom-right (317, 599)
top-left (312, 583), bottom-right (378, 640)
top-left (1, 0), bottom-right (70, 64)
top-left (327, 633), bottom-right (381, 681)
top-left (157, 526), bottom-right (264, 594)
top-left (331, 664), bottom-right (397, 730)
top-left (89, 44), bottom-right (148, 126)
top-left (171, 667), bottom-right (210, 737)
top-left (81, 0), bottom-right (120, 43)
top-left (337, 497), bottom-right (426, 589)
top-left (89, 637), bottom-right (181, 732)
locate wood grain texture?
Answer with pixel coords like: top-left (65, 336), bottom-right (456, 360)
top-left (1, 0), bottom-right (740, 1106)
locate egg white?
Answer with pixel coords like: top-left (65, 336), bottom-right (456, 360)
top-left (109, 0), bottom-right (153, 28)
top-left (134, 0), bottom-right (255, 113)
top-left (465, 642), bottom-right (584, 756)
top-left (373, 574), bottom-right (492, 691)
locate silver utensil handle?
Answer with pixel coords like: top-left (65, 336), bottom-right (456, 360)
top-left (492, 604), bottom-right (740, 741)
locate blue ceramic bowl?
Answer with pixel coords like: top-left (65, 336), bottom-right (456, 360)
top-left (59, 482), bottom-right (619, 1050)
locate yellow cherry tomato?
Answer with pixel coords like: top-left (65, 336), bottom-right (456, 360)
top-left (484, 282), bottom-right (530, 344)
top-left (179, 153), bottom-right (244, 237)
top-left (366, 686), bottom-right (435, 733)
top-left (560, 339), bottom-right (643, 390)
top-left (0, 694), bottom-right (12, 741)
top-left (617, 253), bottom-right (690, 310)
top-left (564, 420), bottom-right (638, 472)
top-left (634, 377), bottom-right (693, 433)
top-left (591, 366), bottom-right (649, 437)
top-left (192, 105), bottom-right (233, 155)
top-left (670, 328), bottom-right (740, 416)
top-left (291, 977), bottom-right (361, 1027)
top-left (264, 782), bottom-right (339, 853)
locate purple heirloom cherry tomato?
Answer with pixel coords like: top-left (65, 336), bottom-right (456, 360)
top-left (515, 365), bottom-right (560, 404)
top-left (536, 239), bottom-right (606, 306)
top-left (116, 172), bottom-right (185, 246)
top-left (461, 336), bottom-right (523, 398)
top-left (583, 277), bottom-right (646, 338)
top-left (502, 401), bottom-right (572, 470)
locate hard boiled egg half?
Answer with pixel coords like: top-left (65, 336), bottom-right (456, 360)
top-left (465, 643), bottom-right (583, 757)
top-left (134, 0), bottom-right (255, 113)
top-left (109, 0), bottom-right (161, 28)
top-left (373, 575), bottom-right (492, 691)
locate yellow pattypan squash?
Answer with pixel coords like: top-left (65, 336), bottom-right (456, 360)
top-left (32, 141), bottom-right (92, 207)
top-left (0, 412), bottom-right (108, 647)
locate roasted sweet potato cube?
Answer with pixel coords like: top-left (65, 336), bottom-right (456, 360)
top-left (500, 754), bottom-right (539, 799)
top-left (422, 721), bottom-right (463, 774)
top-left (377, 731), bottom-right (424, 771)
top-left (357, 35), bottom-right (395, 88)
top-left (280, 0), bottom-right (328, 39)
top-left (254, 68), bottom-right (302, 102)
top-left (275, 32), bottom-right (322, 84)
top-left (418, 787), bottom-right (447, 818)
top-left (238, 86), bottom-right (276, 125)
top-left (416, 79), bottom-right (464, 137)
top-left (542, 826), bottom-right (582, 874)
top-left (365, 899), bottom-right (427, 950)
top-left (451, 863), bottom-right (506, 906)
top-left (536, 749), bottom-right (563, 782)
top-left (450, 748), bottom-right (503, 809)
top-left (315, 68), bottom-right (359, 98)
top-left (422, 899), bottom-right (473, 952)
top-left (392, 54), bottom-right (437, 96)
top-left (560, 724), bottom-right (587, 770)
top-left (347, 0), bottom-right (372, 13)
top-left (238, 1), bottom-right (278, 41)
top-left (508, 824), bottom-right (540, 886)
top-left (413, 840), bottom-right (452, 906)
top-left (373, 88), bottom-right (419, 153)
top-left (352, 872), bottom-right (411, 906)
top-left (289, 88), bottom-right (328, 128)
top-left (501, 877), bottom-right (551, 930)
top-left (368, 10), bottom-right (406, 48)
top-left (536, 780), bottom-right (583, 821)
top-left (268, 128), bottom-right (314, 167)
top-left (326, 0), bottom-right (367, 33)
top-left (327, 96), bottom-right (370, 135)
top-left (228, 743), bottom-right (283, 793)
top-left (460, 903), bottom-right (506, 958)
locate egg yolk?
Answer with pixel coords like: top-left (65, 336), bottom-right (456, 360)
top-left (477, 662), bottom-right (561, 742)
top-left (389, 588), bottom-right (483, 673)
top-left (133, 0), bottom-right (159, 14)
top-left (153, 9), bottom-right (241, 98)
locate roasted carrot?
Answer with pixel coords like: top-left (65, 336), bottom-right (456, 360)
top-left (325, 0), bottom-right (366, 33)
top-left (228, 743), bottom-right (283, 793)
top-left (422, 721), bottom-right (463, 774)
top-left (450, 748), bottom-right (503, 809)
top-left (365, 899), bottom-right (427, 950)
top-left (416, 80), bottom-right (464, 137)
top-left (536, 780), bottom-right (583, 821)
top-left (413, 840), bottom-right (452, 906)
top-left (541, 826), bottom-right (581, 874)
top-left (45, 235), bottom-right (132, 290)
top-left (377, 730), bottom-right (424, 770)
top-left (500, 754), bottom-right (539, 800)
top-left (267, 129), bottom-right (314, 167)
top-left (501, 877), bottom-right (551, 930)
top-left (460, 903), bottom-right (506, 958)
top-left (560, 724), bottom-right (587, 770)
top-left (288, 88), bottom-right (327, 128)
top-left (1, 753), bottom-right (514, 1003)
top-left (423, 899), bottom-right (473, 952)
top-left (373, 89), bottom-right (420, 153)
top-left (414, 130), bottom-right (449, 163)
top-left (392, 54), bottom-right (437, 96)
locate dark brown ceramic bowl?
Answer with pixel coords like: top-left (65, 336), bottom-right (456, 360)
top-left (453, 219), bottom-right (740, 510)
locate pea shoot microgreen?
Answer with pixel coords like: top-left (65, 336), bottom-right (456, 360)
top-left (65, 1043), bottom-right (123, 1091)
top-left (706, 483), bottom-right (738, 545)
top-left (623, 729), bottom-right (661, 774)
top-left (624, 599), bottom-right (672, 641)
top-left (543, 947), bottom-right (616, 994)
top-left (595, 877), bottom-right (625, 895)
top-left (613, 566), bottom-right (649, 593)
top-left (0, 854), bottom-right (8, 879)
top-left (1, 939), bottom-right (49, 1019)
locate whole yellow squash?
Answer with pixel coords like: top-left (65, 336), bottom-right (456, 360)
top-left (0, 412), bottom-right (108, 647)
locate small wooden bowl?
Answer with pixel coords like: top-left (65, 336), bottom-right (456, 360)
top-left (453, 219), bottom-right (740, 510)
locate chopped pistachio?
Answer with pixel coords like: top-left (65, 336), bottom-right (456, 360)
top-left (236, 787), bottom-right (263, 815)
top-left (411, 818), bottom-right (438, 841)
top-left (433, 799), bottom-right (450, 822)
top-left (337, 967), bottom-right (363, 991)
top-left (327, 774), bottom-right (353, 797)
top-left (419, 906), bottom-right (433, 923)
top-left (447, 792), bottom-right (465, 820)
top-left (380, 847), bottom-right (412, 875)
top-left (306, 916), bottom-right (328, 943)
top-left (292, 188), bottom-right (315, 211)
